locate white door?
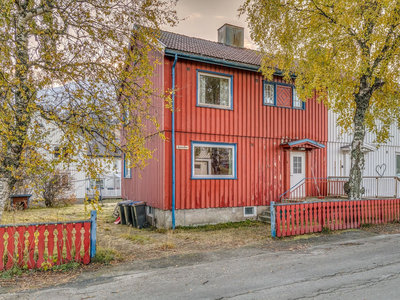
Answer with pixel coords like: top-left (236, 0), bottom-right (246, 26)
top-left (290, 152), bottom-right (306, 196)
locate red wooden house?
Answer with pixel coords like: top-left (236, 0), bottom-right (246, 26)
top-left (122, 24), bottom-right (327, 228)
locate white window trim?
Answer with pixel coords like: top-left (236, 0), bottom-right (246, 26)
top-left (293, 89), bottom-right (303, 108)
top-left (147, 206), bottom-right (154, 217)
top-left (244, 206), bottom-right (257, 217)
top-left (191, 142), bottom-right (237, 179)
top-left (197, 71), bottom-right (232, 110)
top-left (263, 82), bottom-right (275, 105)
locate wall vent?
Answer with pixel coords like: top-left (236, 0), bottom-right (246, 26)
top-left (244, 206), bottom-right (256, 217)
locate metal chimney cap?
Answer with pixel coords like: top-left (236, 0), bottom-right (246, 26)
top-left (218, 24), bottom-right (244, 48)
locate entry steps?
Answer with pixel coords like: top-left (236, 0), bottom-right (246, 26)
top-left (258, 206), bottom-right (271, 224)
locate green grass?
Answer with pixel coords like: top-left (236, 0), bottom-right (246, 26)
top-left (0, 266), bottom-right (23, 279)
top-left (321, 226), bottom-right (332, 234)
top-left (0, 261), bottom-right (82, 279)
top-left (360, 223), bottom-right (373, 228)
top-left (91, 247), bottom-right (123, 264)
top-left (175, 220), bottom-right (264, 232)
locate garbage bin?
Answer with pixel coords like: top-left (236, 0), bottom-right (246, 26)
top-left (123, 203), bottom-right (134, 226)
top-left (130, 202), bottom-right (146, 229)
top-left (118, 200), bottom-right (134, 225)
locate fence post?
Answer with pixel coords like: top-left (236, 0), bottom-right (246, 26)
top-left (90, 210), bottom-right (97, 259)
top-left (271, 201), bottom-right (276, 238)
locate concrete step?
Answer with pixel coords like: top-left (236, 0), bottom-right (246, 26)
top-left (258, 214), bottom-right (271, 224)
top-left (261, 206), bottom-right (271, 216)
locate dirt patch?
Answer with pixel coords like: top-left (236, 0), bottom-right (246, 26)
top-left (360, 222), bottom-right (400, 235)
top-left (0, 201), bottom-right (272, 292)
top-left (3, 202), bottom-right (400, 293)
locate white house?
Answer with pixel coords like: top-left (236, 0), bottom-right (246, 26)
top-left (327, 110), bottom-right (400, 198)
top-left (27, 85), bottom-right (122, 201)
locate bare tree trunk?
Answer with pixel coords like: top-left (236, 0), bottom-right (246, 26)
top-left (0, 180), bottom-right (10, 221)
top-left (346, 88), bottom-right (371, 200)
top-left (0, 5), bottom-right (32, 220)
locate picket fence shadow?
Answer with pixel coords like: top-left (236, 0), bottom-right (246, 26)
top-left (271, 199), bottom-right (400, 238)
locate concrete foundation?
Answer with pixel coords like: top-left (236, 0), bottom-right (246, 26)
top-left (147, 206), bottom-right (270, 229)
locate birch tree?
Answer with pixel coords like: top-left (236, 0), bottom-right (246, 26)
top-left (241, 0), bottom-right (400, 199)
top-left (0, 0), bottom-right (177, 219)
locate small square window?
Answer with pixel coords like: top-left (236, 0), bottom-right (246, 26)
top-left (147, 206), bottom-right (154, 216)
top-left (244, 206), bottom-right (256, 216)
top-left (264, 83), bottom-right (275, 105)
top-left (192, 142), bottom-right (236, 179)
top-left (198, 71), bottom-right (232, 109)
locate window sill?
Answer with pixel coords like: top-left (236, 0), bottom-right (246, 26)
top-left (263, 104), bottom-right (305, 110)
top-left (196, 104), bottom-right (233, 111)
top-left (191, 177), bottom-right (237, 180)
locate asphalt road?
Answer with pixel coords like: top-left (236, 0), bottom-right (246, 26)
top-left (3, 232), bottom-right (400, 300)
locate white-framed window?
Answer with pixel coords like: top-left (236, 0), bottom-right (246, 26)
top-left (147, 206), bottom-right (154, 216)
top-left (396, 154), bottom-right (400, 177)
top-left (197, 71), bottom-right (232, 109)
top-left (293, 89), bottom-right (303, 108)
top-left (244, 206), bottom-right (256, 217)
top-left (263, 82), bottom-right (275, 105)
top-left (90, 179), bottom-right (104, 189)
top-left (124, 154), bottom-right (131, 178)
top-left (54, 146), bottom-right (60, 158)
top-left (191, 141), bottom-right (237, 179)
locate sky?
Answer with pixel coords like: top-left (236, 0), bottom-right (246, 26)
top-left (162, 0), bottom-right (255, 48)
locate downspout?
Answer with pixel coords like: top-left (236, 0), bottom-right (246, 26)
top-left (171, 53), bottom-right (178, 229)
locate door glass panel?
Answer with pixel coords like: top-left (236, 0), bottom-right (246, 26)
top-left (293, 156), bottom-right (302, 174)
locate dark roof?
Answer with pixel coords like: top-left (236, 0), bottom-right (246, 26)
top-left (158, 31), bottom-right (262, 67)
top-left (88, 136), bottom-right (121, 158)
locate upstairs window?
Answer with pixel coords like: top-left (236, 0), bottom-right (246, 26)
top-left (293, 89), bottom-right (303, 108)
top-left (263, 81), bottom-right (304, 109)
top-left (263, 83), bottom-right (275, 105)
top-left (197, 71), bottom-right (232, 109)
top-left (192, 142), bottom-right (236, 179)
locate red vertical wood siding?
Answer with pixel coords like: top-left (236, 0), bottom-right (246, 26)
top-left (164, 57), bottom-right (328, 142)
top-left (123, 55), bottom-right (328, 210)
top-left (122, 49), bottom-right (166, 209)
top-left (163, 131), bottom-right (327, 210)
top-left (124, 135), bottom-right (166, 209)
top-left (161, 57), bottom-right (327, 210)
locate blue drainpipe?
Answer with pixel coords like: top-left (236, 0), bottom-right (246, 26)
top-left (171, 54), bottom-right (178, 229)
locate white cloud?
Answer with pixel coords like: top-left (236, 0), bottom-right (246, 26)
top-left (244, 38), bottom-right (257, 50)
top-left (188, 13), bottom-right (202, 19)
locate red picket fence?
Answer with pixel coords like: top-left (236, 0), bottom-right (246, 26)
top-left (0, 221), bottom-right (91, 271)
top-left (271, 199), bottom-right (400, 238)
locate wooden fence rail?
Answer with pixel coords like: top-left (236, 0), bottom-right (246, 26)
top-left (0, 210), bottom-right (97, 271)
top-left (271, 199), bottom-right (400, 238)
